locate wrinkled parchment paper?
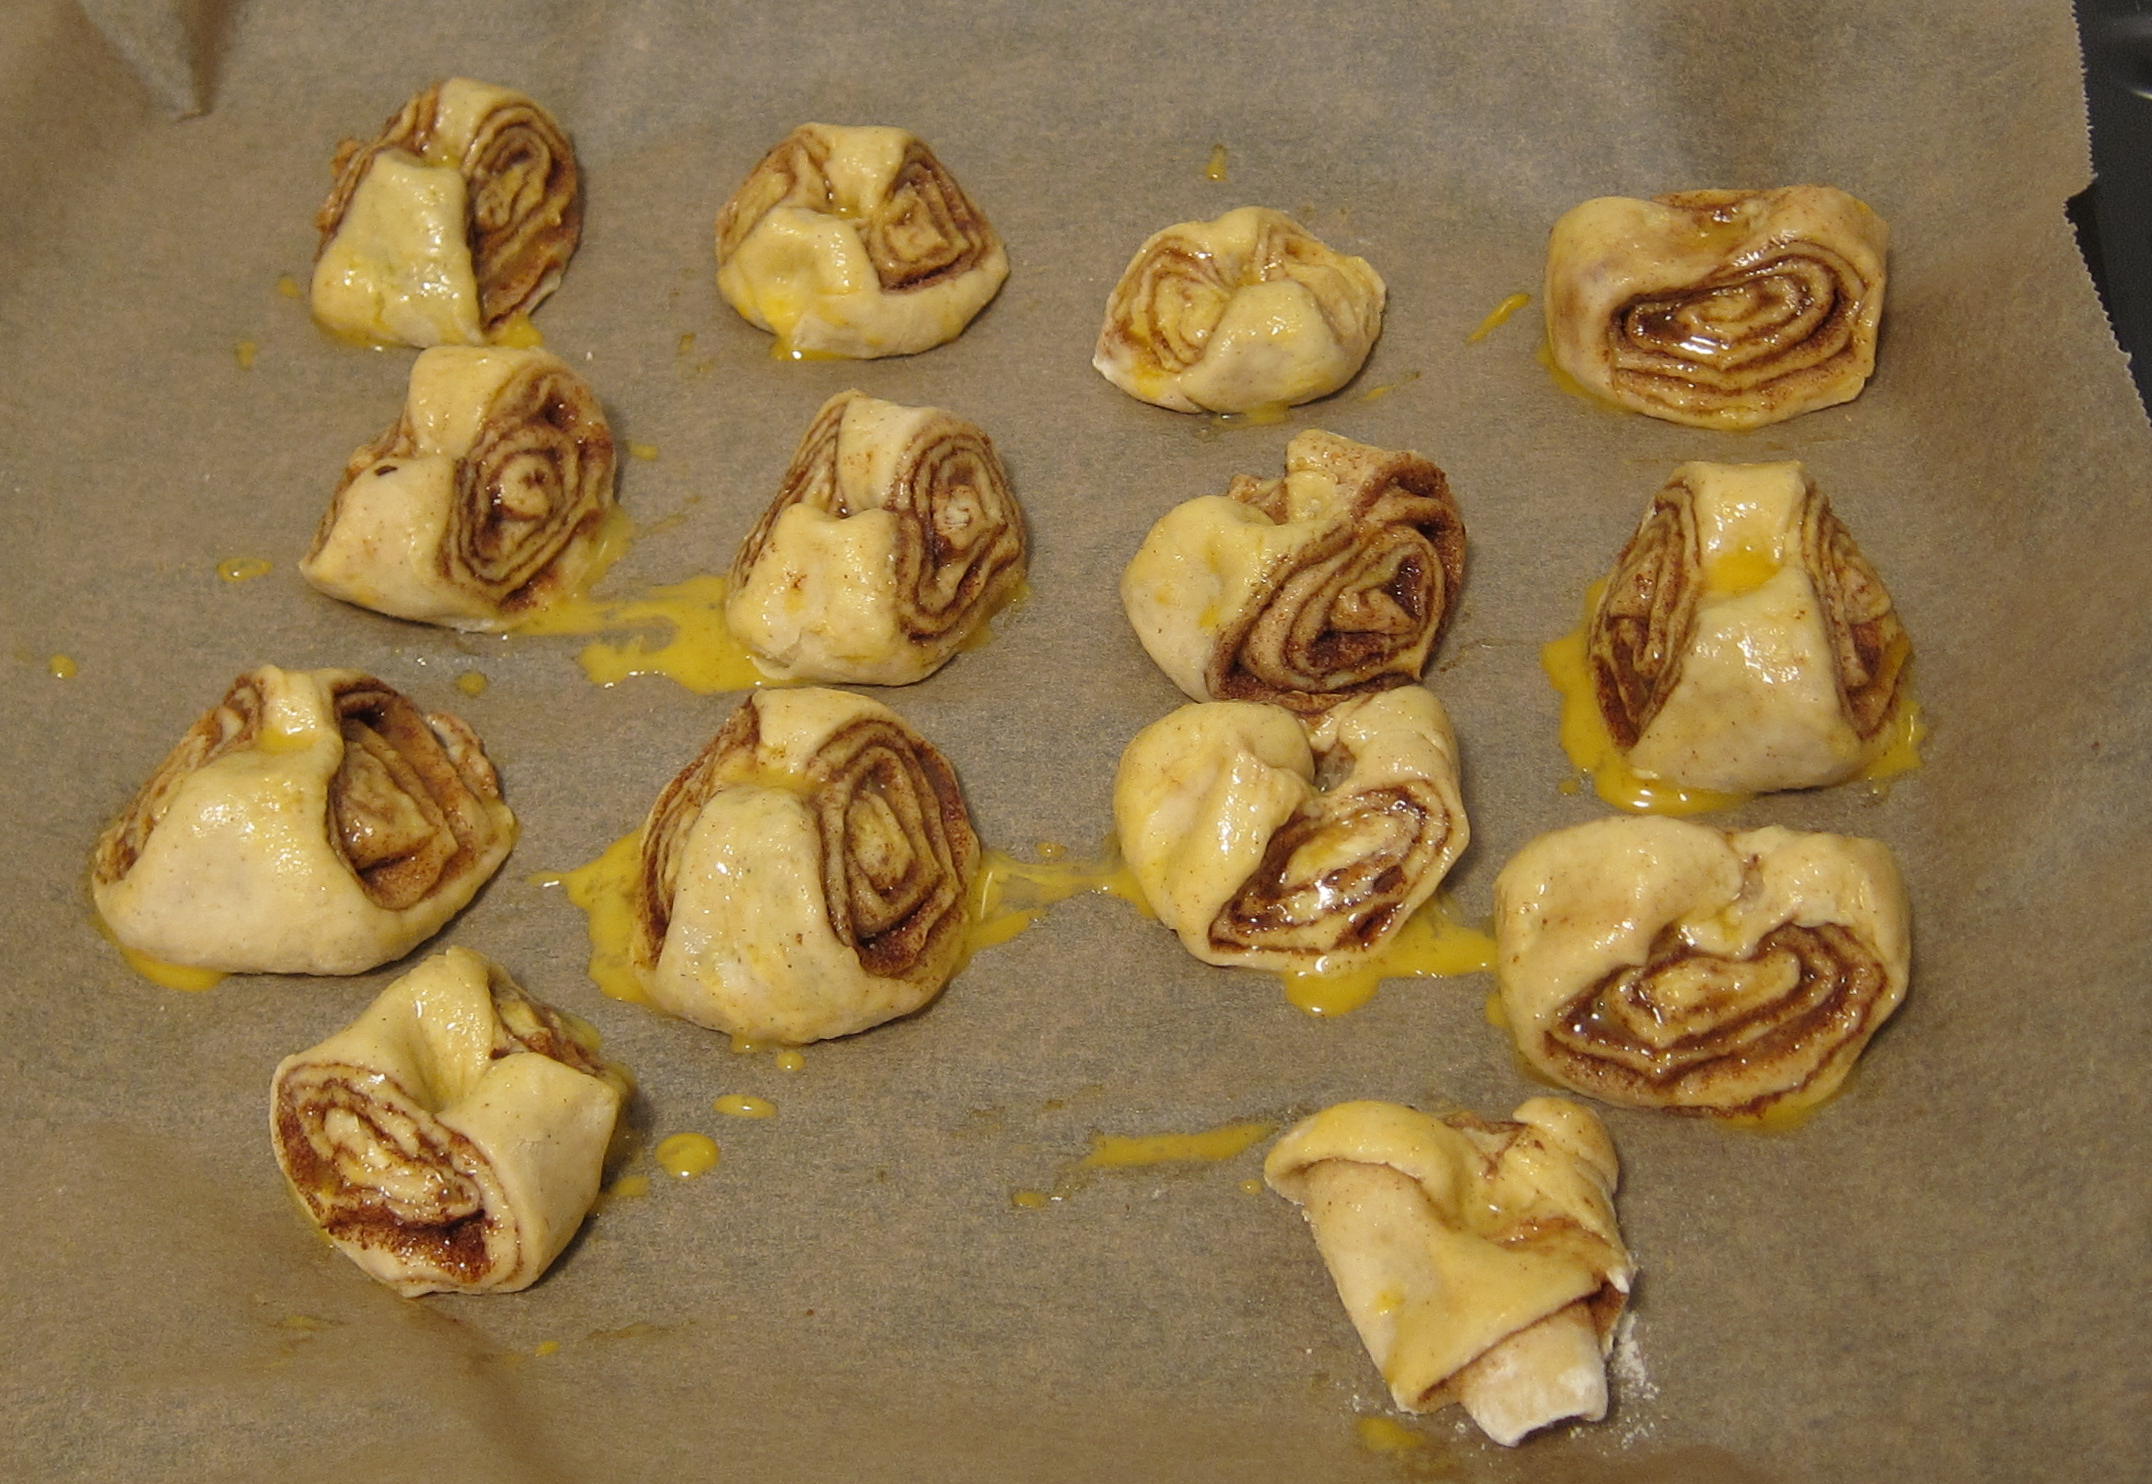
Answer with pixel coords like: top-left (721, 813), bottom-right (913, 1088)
top-left (3, 2), bottom-right (2146, 1479)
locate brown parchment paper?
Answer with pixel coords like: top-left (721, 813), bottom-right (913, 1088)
top-left (3, 2), bottom-right (2147, 1479)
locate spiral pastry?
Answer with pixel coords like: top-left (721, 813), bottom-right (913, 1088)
top-left (1114, 688), bottom-right (1466, 972)
top-left (1586, 460), bottom-right (1911, 794)
top-left (1494, 817), bottom-right (1911, 1119)
top-left (1266, 1098), bottom-right (1632, 1446)
top-left (312, 78), bottom-right (582, 347)
top-left (714, 124), bottom-right (1008, 358)
top-left (631, 688), bottom-right (979, 1044)
top-left (1094, 206), bottom-right (1385, 414)
top-left (725, 391), bottom-right (1027, 684)
top-left (272, 948), bottom-right (627, 1296)
top-left (91, 667), bottom-right (515, 976)
top-left (301, 347), bottom-right (617, 630)
top-left (1122, 430), bottom-right (1464, 712)
top-left (1545, 185), bottom-right (1887, 429)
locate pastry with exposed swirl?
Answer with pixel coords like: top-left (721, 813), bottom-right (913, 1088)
top-left (1113, 688), bottom-right (1466, 972)
top-left (715, 124), bottom-right (1007, 358)
top-left (631, 688), bottom-right (978, 1044)
top-left (1121, 430), bottom-right (1464, 712)
top-left (726, 391), bottom-right (1026, 683)
top-left (312, 78), bottom-right (582, 347)
top-left (1095, 206), bottom-right (1385, 414)
top-left (1545, 185), bottom-right (1887, 429)
top-left (1583, 460), bottom-right (1911, 796)
top-left (301, 346), bottom-right (617, 630)
top-left (91, 667), bottom-right (515, 975)
top-left (271, 947), bottom-right (628, 1296)
top-left (1266, 1098), bottom-right (1633, 1446)
top-left (1494, 817), bottom-right (1911, 1119)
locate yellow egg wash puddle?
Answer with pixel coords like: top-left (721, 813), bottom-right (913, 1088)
top-left (533, 1340), bottom-right (561, 1357)
top-left (962, 845), bottom-right (1152, 965)
top-left (491, 312), bottom-right (544, 348)
top-left (770, 338), bottom-right (846, 363)
top-left (47, 654), bottom-right (77, 678)
top-left (1010, 1189), bottom-right (1053, 1210)
top-left (454, 670), bottom-right (489, 697)
top-left (1276, 899), bottom-right (1496, 1017)
top-left (1483, 989), bottom-right (1509, 1030)
top-left (655, 1132), bottom-right (721, 1179)
top-left (1354, 1416), bottom-right (1426, 1454)
top-left (515, 574), bottom-right (778, 694)
top-left (1357, 369), bottom-right (1423, 402)
top-left (217, 556), bottom-right (272, 583)
top-left (729, 1033), bottom-right (770, 1055)
top-left (1703, 542), bottom-right (1781, 596)
top-left (774, 1049), bottom-right (807, 1073)
top-left (1079, 1118), bottom-right (1275, 1168)
top-left (629, 443), bottom-right (660, 462)
top-left (606, 1173), bottom-right (651, 1201)
top-left (1204, 143), bottom-right (1230, 181)
top-left (1542, 583), bottom-right (1753, 816)
top-left (714, 1094), bottom-right (776, 1119)
top-left (275, 274), bottom-right (302, 300)
top-left (92, 910), bottom-right (226, 991)
top-left (532, 830), bottom-right (647, 1004)
top-left (1467, 291), bottom-right (1532, 343)
top-left (234, 340), bottom-right (259, 370)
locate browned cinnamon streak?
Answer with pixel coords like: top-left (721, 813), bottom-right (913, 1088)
top-left (635, 700), bottom-right (978, 984)
top-left (1606, 198), bottom-right (1872, 411)
top-left (717, 128), bottom-right (994, 295)
top-left (314, 82), bottom-right (582, 333)
top-left (729, 394), bottom-right (1025, 647)
top-left (1547, 922), bottom-right (1889, 1115)
top-left (273, 1067), bottom-right (497, 1284)
top-left (1209, 437), bottom-right (1466, 713)
top-left (328, 680), bottom-right (507, 911)
top-left (1207, 782), bottom-right (1452, 960)
top-left (1100, 234), bottom-right (1233, 371)
top-left (1804, 501), bottom-right (1910, 736)
top-left (1588, 485), bottom-right (1699, 749)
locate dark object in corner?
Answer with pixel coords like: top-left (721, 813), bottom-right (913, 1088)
top-left (2074, 1), bottom-right (2152, 416)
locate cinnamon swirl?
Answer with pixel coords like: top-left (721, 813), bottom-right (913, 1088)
top-left (1122, 430), bottom-right (1464, 711)
top-left (1494, 817), bottom-right (1911, 1118)
top-left (1545, 185), bottom-right (1887, 428)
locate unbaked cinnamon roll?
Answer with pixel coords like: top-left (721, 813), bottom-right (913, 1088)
top-left (726, 391), bottom-right (1026, 683)
top-left (1121, 430), bottom-right (1464, 712)
top-left (1583, 460), bottom-right (1911, 795)
top-left (301, 346), bottom-right (617, 630)
top-left (1494, 817), bottom-right (1911, 1118)
top-left (1545, 185), bottom-right (1887, 428)
top-left (312, 78), bottom-right (581, 346)
top-left (1113, 688), bottom-right (1466, 972)
top-left (631, 688), bottom-right (978, 1044)
top-left (715, 124), bottom-right (1007, 358)
top-left (91, 667), bottom-right (515, 975)
top-left (1094, 206), bottom-right (1384, 414)
top-left (271, 947), bottom-right (627, 1296)
top-left (1265, 1098), bottom-right (1632, 1446)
